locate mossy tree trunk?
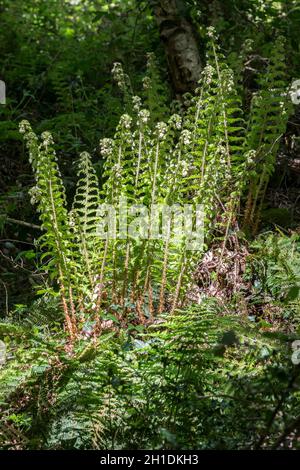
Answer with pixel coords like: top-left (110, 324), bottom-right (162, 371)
top-left (152, 0), bottom-right (202, 95)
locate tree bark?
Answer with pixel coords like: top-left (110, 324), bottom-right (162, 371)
top-left (152, 0), bottom-right (202, 95)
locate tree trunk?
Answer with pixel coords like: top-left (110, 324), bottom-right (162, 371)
top-left (152, 0), bottom-right (202, 95)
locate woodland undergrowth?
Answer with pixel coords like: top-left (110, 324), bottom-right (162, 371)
top-left (1, 28), bottom-right (300, 450)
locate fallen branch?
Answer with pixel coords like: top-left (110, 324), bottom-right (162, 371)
top-left (5, 217), bottom-right (40, 231)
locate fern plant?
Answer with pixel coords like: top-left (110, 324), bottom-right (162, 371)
top-left (1, 293), bottom-right (300, 450)
top-left (19, 31), bottom-right (292, 341)
top-left (243, 36), bottom-right (292, 234)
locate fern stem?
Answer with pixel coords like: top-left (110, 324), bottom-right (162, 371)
top-left (158, 219), bottom-right (171, 315)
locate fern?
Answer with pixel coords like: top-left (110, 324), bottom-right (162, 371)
top-left (19, 122), bottom-right (77, 340)
top-left (243, 37), bottom-right (292, 234)
top-left (19, 31), bottom-right (292, 339)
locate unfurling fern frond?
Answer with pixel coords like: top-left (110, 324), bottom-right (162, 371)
top-left (20, 121), bottom-right (77, 340)
top-left (20, 31), bottom-right (292, 338)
